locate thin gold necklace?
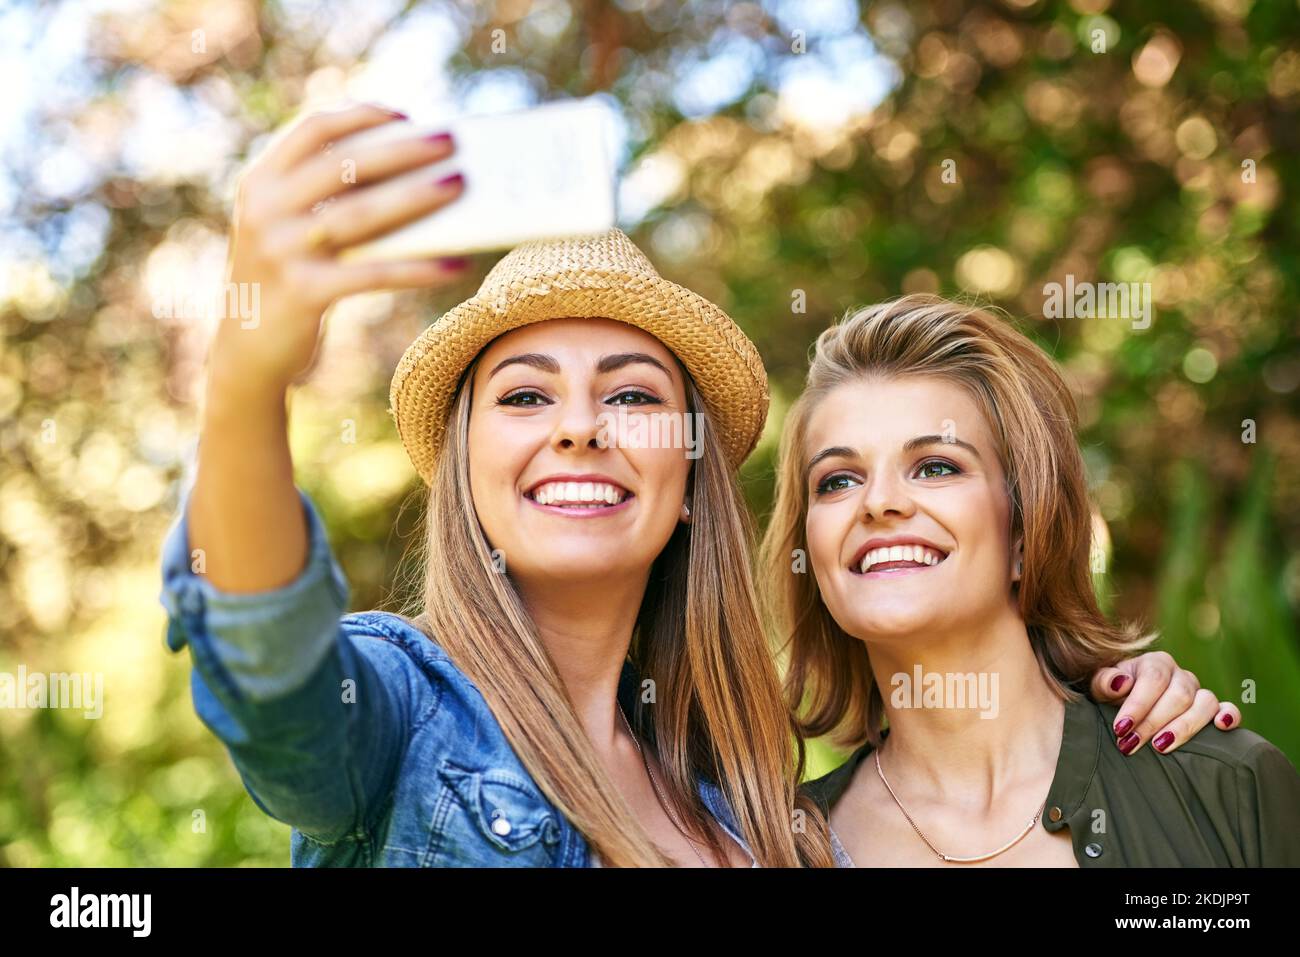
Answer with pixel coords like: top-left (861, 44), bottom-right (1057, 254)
top-left (874, 749), bottom-right (1046, 864)
top-left (616, 702), bottom-right (711, 867)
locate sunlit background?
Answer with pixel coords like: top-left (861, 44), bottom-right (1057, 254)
top-left (1, 0), bottom-right (1298, 866)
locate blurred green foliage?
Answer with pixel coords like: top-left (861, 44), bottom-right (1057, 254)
top-left (1, 0), bottom-right (1297, 864)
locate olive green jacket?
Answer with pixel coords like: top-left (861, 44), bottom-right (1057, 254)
top-left (800, 694), bottom-right (1300, 867)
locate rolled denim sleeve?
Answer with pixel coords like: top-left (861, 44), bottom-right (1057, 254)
top-left (160, 481), bottom-right (350, 698)
top-left (159, 482), bottom-right (413, 845)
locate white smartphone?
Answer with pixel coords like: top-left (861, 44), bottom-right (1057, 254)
top-left (339, 98), bottom-right (618, 262)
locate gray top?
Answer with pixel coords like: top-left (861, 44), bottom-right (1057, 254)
top-left (828, 826), bottom-right (856, 868)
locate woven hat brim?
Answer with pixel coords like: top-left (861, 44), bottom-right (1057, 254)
top-left (390, 269), bottom-right (769, 483)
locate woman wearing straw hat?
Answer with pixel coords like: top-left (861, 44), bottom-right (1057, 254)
top-left (160, 105), bottom-right (1234, 867)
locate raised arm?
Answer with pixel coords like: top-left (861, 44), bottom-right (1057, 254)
top-left (163, 102), bottom-right (468, 845)
top-left (190, 102), bottom-right (467, 592)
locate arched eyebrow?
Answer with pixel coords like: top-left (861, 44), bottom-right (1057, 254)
top-left (488, 353), bottom-right (559, 379)
top-left (904, 434), bottom-right (982, 460)
top-left (487, 352), bottom-right (672, 381)
top-left (805, 435), bottom-right (982, 482)
top-left (805, 446), bottom-right (856, 483)
top-left (596, 352), bottom-right (672, 378)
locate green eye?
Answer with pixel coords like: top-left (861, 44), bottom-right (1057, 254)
top-left (814, 473), bottom-right (856, 495)
top-left (916, 459), bottom-right (959, 479)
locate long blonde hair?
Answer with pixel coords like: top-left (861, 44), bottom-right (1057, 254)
top-left (760, 294), bottom-right (1153, 751)
top-left (397, 351), bottom-right (833, 867)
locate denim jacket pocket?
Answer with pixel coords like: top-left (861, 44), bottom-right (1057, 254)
top-left (425, 759), bottom-right (564, 866)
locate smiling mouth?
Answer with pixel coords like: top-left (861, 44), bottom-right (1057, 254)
top-left (523, 480), bottom-right (633, 510)
top-left (851, 544), bottom-right (949, 575)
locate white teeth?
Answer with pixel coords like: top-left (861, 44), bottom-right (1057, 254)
top-left (858, 545), bottom-right (946, 573)
top-left (529, 481), bottom-right (628, 507)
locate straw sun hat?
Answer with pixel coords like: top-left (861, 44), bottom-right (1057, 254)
top-left (388, 228), bottom-right (770, 484)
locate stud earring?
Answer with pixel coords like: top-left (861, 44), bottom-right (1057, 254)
top-left (681, 502), bottom-right (691, 522)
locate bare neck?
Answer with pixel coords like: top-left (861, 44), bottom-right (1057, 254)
top-left (516, 572), bottom-right (649, 750)
top-left (865, 607), bottom-right (1065, 810)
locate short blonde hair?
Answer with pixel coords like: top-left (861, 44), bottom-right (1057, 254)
top-left (759, 294), bottom-right (1153, 749)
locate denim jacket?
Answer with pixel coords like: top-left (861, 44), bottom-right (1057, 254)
top-left (158, 481), bottom-right (756, 867)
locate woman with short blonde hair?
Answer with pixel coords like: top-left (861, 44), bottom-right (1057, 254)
top-left (766, 294), bottom-right (1296, 866)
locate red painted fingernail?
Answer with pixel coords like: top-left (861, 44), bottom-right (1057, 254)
top-left (435, 172), bottom-right (464, 189)
top-left (425, 131), bottom-right (454, 147)
top-left (1221, 713), bottom-right (1234, 727)
top-left (1153, 731), bottom-right (1175, 752)
top-left (377, 107), bottom-right (408, 119)
top-left (1113, 716), bottom-right (1133, 737)
top-left (438, 256), bottom-right (470, 270)
top-left (1110, 674), bottom-right (1128, 693)
top-left (1118, 731), bottom-right (1140, 755)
